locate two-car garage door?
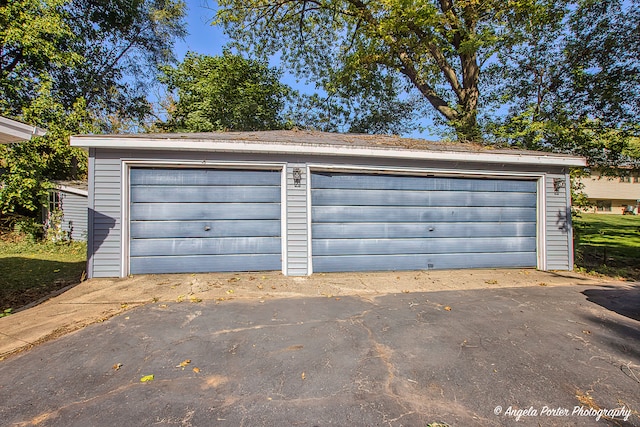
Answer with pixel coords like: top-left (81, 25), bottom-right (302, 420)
top-left (128, 168), bottom-right (538, 275)
top-left (129, 168), bottom-right (281, 274)
top-left (311, 172), bottom-right (537, 272)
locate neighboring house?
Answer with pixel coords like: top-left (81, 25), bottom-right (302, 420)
top-left (70, 130), bottom-right (586, 278)
top-left (44, 181), bottom-right (88, 241)
top-left (0, 115), bottom-right (47, 144)
top-left (579, 171), bottom-right (640, 214)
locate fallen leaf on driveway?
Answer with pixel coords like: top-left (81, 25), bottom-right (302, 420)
top-left (444, 306), bottom-right (452, 311)
top-left (485, 280), bottom-right (498, 285)
top-left (228, 277), bottom-right (240, 283)
top-left (193, 367), bottom-right (200, 373)
top-left (538, 282), bottom-right (548, 286)
top-left (176, 359), bottom-right (191, 368)
top-left (140, 375), bottom-right (154, 382)
top-left (257, 284), bottom-right (264, 290)
top-left (582, 330), bottom-right (591, 335)
top-left (113, 363), bottom-right (122, 371)
top-left (402, 290), bottom-right (410, 293)
top-left (190, 297), bottom-right (202, 303)
top-left (226, 289), bottom-right (234, 294)
top-left (301, 372), bottom-right (306, 380)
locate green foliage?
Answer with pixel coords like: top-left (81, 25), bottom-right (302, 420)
top-left (0, 82), bottom-right (90, 218)
top-left (484, 0), bottom-right (640, 169)
top-left (570, 168), bottom-right (591, 212)
top-left (53, 0), bottom-right (188, 130)
top-left (12, 217), bottom-right (44, 242)
top-left (0, 0), bottom-right (82, 115)
top-left (0, 0), bottom-right (186, 221)
top-left (159, 51), bottom-right (292, 132)
top-left (1, 0), bottom-right (187, 123)
top-left (216, 0), bottom-right (550, 141)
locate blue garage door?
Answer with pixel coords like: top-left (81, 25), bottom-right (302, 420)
top-left (311, 172), bottom-right (537, 272)
top-left (130, 168), bottom-right (281, 274)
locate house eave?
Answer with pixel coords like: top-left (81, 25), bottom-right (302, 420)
top-left (0, 116), bottom-right (47, 144)
top-left (70, 135), bottom-right (587, 168)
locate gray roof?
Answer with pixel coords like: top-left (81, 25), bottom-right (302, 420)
top-left (71, 130), bottom-right (587, 167)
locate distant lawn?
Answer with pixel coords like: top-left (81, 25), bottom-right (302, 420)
top-left (573, 213), bottom-right (640, 280)
top-left (0, 237), bottom-right (86, 312)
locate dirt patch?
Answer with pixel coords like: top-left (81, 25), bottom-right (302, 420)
top-left (109, 268), bottom-right (613, 304)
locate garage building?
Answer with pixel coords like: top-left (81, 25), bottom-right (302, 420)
top-left (70, 131), bottom-right (586, 278)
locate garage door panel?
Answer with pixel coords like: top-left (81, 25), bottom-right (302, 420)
top-left (311, 172), bottom-right (537, 272)
top-left (131, 220), bottom-right (281, 239)
top-left (312, 189), bottom-right (536, 207)
top-left (130, 169), bottom-right (280, 186)
top-left (312, 222), bottom-right (537, 239)
top-left (313, 206), bottom-right (536, 223)
top-left (313, 252), bottom-right (537, 272)
top-left (131, 203), bottom-right (281, 221)
top-left (312, 237), bottom-right (536, 256)
top-left (130, 254), bottom-right (281, 275)
top-left (131, 186), bottom-right (281, 203)
top-left (131, 237), bottom-right (281, 257)
top-left (312, 173), bottom-right (537, 192)
top-left (130, 168), bottom-right (281, 274)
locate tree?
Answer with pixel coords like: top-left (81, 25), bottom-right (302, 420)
top-left (53, 0), bottom-right (187, 131)
top-left (1, 0), bottom-right (186, 127)
top-left (0, 0), bottom-right (186, 223)
top-left (216, 0), bottom-right (558, 141)
top-left (158, 51), bottom-right (292, 132)
top-left (0, 0), bottom-right (81, 116)
top-left (0, 81), bottom-right (92, 220)
top-left (484, 0), bottom-right (639, 169)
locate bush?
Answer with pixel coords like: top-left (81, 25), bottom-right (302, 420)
top-left (13, 217), bottom-right (44, 242)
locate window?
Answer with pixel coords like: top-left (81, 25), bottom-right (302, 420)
top-left (620, 176), bottom-right (631, 183)
top-left (49, 191), bottom-right (61, 212)
top-left (596, 200), bottom-right (612, 212)
top-left (633, 176), bottom-right (640, 183)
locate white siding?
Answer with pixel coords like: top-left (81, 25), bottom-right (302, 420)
top-left (545, 173), bottom-right (572, 270)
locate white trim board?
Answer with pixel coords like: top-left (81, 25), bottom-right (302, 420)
top-left (72, 135), bottom-right (586, 167)
top-left (0, 116), bottom-right (46, 143)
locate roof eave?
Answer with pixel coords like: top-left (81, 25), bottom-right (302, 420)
top-left (70, 136), bottom-right (588, 168)
top-left (0, 116), bottom-right (47, 144)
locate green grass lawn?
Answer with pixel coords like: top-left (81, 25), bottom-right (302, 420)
top-left (0, 237), bottom-right (86, 312)
top-left (573, 213), bottom-right (640, 280)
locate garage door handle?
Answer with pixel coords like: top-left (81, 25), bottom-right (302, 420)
top-left (204, 226), bottom-right (211, 231)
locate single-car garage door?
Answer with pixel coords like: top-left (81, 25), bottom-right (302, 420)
top-left (130, 168), bottom-right (281, 274)
top-left (311, 172), bottom-right (537, 272)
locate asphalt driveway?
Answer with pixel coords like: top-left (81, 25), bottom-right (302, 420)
top-left (0, 282), bottom-right (639, 426)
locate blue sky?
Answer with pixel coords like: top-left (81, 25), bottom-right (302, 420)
top-left (172, 1), bottom-right (435, 139)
